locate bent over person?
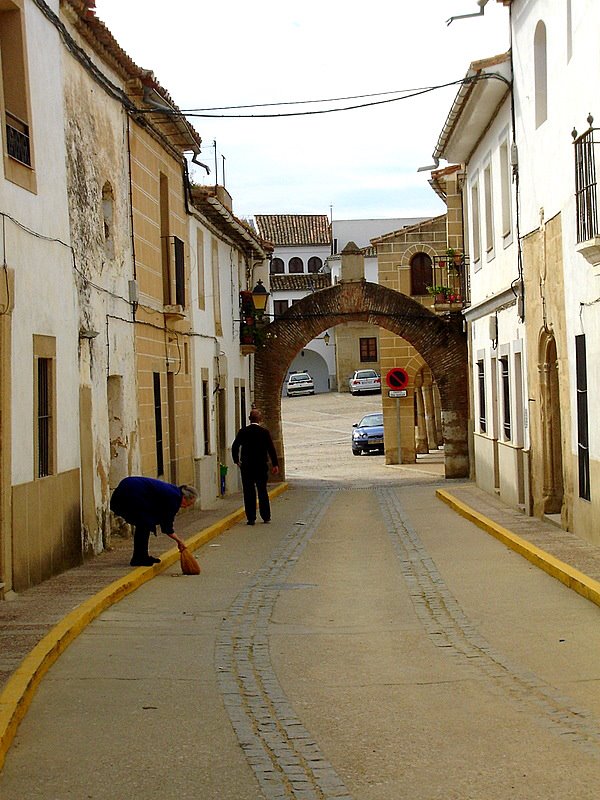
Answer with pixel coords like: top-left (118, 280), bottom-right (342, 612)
top-left (232, 409), bottom-right (279, 525)
top-left (110, 476), bottom-right (198, 566)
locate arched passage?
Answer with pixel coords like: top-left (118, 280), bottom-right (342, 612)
top-left (254, 281), bottom-right (468, 479)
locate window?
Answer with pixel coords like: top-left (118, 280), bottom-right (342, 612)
top-left (500, 356), bottom-right (511, 441)
top-left (196, 229), bottom-right (205, 309)
top-left (211, 237), bottom-right (222, 336)
top-left (575, 335), bottom-right (590, 500)
top-left (499, 139), bottom-right (512, 240)
top-left (567, 0), bottom-right (572, 62)
top-left (273, 299), bottom-right (289, 318)
top-left (174, 236), bottom-right (185, 306)
top-left (484, 164), bottom-right (494, 255)
top-left (410, 252), bottom-right (433, 295)
top-left (202, 378), bottom-right (210, 456)
top-left (477, 360), bottom-right (487, 433)
top-left (289, 257), bottom-right (303, 274)
top-left (34, 335), bottom-right (55, 478)
top-left (159, 173), bottom-right (170, 304)
top-left (270, 257), bottom-right (284, 274)
top-left (308, 256), bottom-right (322, 273)
top-left (534, 21), bottom-right (548, 128)
top-left (359, 337), bottom-right (377, 362)
top-left (471, 181), bottom-right (481, 266)
top-left (573, 125), bottom-right (598, 244)
top-left (153, 372), bottom-right (164, 476)
top-left (0, 0), bottom-right (35, 191)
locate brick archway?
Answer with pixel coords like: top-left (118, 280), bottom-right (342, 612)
top-left (254, 281), bottom-right (468, 479)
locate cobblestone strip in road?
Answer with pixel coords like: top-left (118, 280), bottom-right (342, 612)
top-left (215, 490), bottom-right (353, 800)
top-left (378, 487), bottom-right (600, 756)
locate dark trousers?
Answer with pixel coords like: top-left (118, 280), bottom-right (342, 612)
top-left (132, 527), bottom-right (152, 560)
top-left (241, 466), bottom-right (270, 522)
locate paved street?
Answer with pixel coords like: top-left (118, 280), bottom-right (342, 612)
top-left (2, 394), bottom-right (600, 799)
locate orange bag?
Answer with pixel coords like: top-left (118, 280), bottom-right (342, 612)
top-left (179, 547), bottom-right (201, 575)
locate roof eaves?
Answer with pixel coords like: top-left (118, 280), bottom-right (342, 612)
top-left (433, 51), bottom-right (511, 164)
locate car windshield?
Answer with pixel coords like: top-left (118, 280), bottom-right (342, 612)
top-left (357, 371), bottom-right (377, 379)
top-left (358, 413), bottom-right (383, 428)
top-left (290, 374), bottom-right (309, 382)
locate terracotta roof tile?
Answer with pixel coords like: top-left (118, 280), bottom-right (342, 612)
top-left (270, 274), bottom-right (332, 292)
top-left (255, 215), bottom-right (331, 246)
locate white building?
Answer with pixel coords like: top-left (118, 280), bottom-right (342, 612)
top-left (432, 52), bottom-right (529, 510)
top-left (254, 214), bottom-right (335, 392)
top-left (189, 186), bottom-right (271, 505)
top-left (0, 0), bottom-right (81, 595)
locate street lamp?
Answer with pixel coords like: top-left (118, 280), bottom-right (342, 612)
top-left (251, 279), bottom-right (269, 314)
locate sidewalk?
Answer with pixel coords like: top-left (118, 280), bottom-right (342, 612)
top-left (2, 478), bottom-right (600, 773)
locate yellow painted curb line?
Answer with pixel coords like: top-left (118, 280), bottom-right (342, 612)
top-left (436, 488), bottom-right (600, 609)
top-left (0, 484), bottom-right (289, 771)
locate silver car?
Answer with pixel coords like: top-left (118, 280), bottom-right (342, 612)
top-left (286, 371), bottom-right (315, 397)
top-left (349, 369), bottom-right (381, 395)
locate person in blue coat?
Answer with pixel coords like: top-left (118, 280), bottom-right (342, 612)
top-left (110, 477), bottom-right (198, 566)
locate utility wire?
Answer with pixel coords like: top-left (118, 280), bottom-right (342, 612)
top-left (185, 85), bottom-right (441, 112)
top-left (140, 74), bottom-right (509, 120)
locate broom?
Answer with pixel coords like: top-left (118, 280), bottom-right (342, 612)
top-left (179, 546), bottom-right (201, 575)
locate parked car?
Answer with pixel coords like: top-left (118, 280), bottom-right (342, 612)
top-left (352, 412), bottom-right (384, 455)
top-left (349, 369), bottom-right (381, 395)
top-left (286, 371), bottom-right (315, 397)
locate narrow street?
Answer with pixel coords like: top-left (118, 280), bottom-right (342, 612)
top-left (1, 395), bottom-right (600, 799)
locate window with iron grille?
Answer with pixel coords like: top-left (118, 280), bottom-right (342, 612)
top-left (36, 358), bottom-right (52, 477)
top-left (289, 257), bottom-right (304, 274)
top-left (500, 356), bottom-right (511, 440)
top-left (174, 236), bottom-right (185, 306)
top-left (359, 337), bottom-right (377, 362)
top-left (573, 126), bottom-right (599, 243)
top-left (575, 335), bottom-right (590, 500)
top-left (308, 256), bottom-right (322, 273)
top-left (153, 372), bottom-right (164, 476)
top-left (202, 379), bottom-right (210, 456)
top-left (270, 257), bottom-right (284, 274)
top-left (477, 360), bottom-right (487, 433)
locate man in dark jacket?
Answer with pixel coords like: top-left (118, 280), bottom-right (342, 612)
top-left (232, 408), bottom-right (279, 525)
top-left (110, 477), bottom-right (198, 566)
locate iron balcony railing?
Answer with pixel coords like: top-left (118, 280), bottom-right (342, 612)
top-left (429, 253), bottom-right (470, 306)
top-left (573, 117), bottom-right (599, 244)
top-left (6, 110), bottom-right (31, 166)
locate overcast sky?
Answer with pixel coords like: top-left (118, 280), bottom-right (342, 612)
top-left (93, 0), bottom-right (509, 221)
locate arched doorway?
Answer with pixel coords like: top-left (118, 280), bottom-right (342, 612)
top-left (254, 282), bottom-right (467, 479)
top-left (539, 331), bottom-right (564, 514)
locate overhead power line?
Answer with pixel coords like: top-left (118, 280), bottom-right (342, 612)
top-left (138, 73), bottom-right (510, 120)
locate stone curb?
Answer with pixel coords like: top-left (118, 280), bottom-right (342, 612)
top-left (436, 488), bottom-right (600, 609)
top-left (0, 483), bottom-right (289, 771)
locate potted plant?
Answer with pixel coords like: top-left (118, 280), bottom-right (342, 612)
top-left (427, 285), bottom-right (451, 303)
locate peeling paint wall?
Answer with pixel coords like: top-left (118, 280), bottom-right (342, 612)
top-left (61, 25), bottom-right (138, 554)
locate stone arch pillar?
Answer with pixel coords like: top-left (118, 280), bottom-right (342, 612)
top-left (414, 371), bottom-right (429, 454)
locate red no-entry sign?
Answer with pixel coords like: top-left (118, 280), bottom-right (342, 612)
top-left (385, 368), bottom-right (409, 391)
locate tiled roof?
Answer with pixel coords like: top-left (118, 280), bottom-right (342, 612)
top-left (63, 0), bottom-right (202, 152)
top-left (270, 274), bottom-right (332, 292)
top-left (255, 215), bottom-right (331, 246)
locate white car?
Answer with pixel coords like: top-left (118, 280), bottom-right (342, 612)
top-left (349, 369), bottom-right (381, 395)
top-left (286, 371), bottom-right (315, 397)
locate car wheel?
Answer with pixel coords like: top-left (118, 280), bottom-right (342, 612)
top-left (352, 447), bottom-right (361, 456)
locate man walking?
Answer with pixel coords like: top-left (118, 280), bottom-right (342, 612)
top-left (110, 477), bottom-right (198, 566)
top-left (232, 408), bottom-right (279, 525)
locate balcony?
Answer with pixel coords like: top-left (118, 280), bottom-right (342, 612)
top-left (427, 251), bottom-right (470, 312)
top-left (573, 119), bottom-right (600, 268)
